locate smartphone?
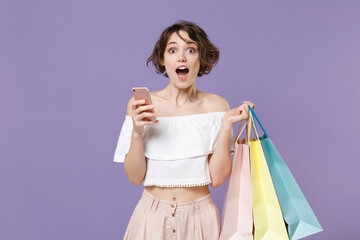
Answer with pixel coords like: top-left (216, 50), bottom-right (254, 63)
top-left (132, 87), bottom-right (156, 122)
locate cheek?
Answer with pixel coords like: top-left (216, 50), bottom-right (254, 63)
top-left (193, 61), bottom-right (201, 73)
top-left (193, 57), bottom-right (201, 69)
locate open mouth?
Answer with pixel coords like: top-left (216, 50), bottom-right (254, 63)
top-left (175, 66), bottom-right (189, 80)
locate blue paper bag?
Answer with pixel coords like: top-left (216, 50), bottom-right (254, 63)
top-left (249, 107), bottom-right (323, 240)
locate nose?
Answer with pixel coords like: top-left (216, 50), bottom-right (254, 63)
top-left (178, 50), bottom-right (187, 62)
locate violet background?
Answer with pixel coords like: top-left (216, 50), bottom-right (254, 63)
top-left (1, 0), bottom-right (359, 239)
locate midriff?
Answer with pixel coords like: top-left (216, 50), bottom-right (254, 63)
top-left (144, 185), bottom-right (210, 202)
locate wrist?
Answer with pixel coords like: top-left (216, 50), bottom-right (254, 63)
top-left (132, 130), bottom-right (143, 139)
top-left (221, 119), bottom-right (233, 131)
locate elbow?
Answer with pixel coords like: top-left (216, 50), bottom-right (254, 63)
top-left (127, 174), bottom-right (144, 186)
top-left (129, 179), bottom-right (142, 186)
top-left (124, 168), bottom-right (144, 186)
top-left (210, 178), bottom-right (225, 188)
top-left (210, 168), bottom-right (231, 188)
top-left (126, 174), bottom-right (144, 186)
top-left (124, 157), bottom-right (145, 186)
top-left (210, 181), bottom-right (220, 188)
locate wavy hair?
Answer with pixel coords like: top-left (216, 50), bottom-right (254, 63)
top-left (146, 20), bottom-right (220, 77)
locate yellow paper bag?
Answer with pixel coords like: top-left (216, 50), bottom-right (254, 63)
top-left (249, 110), bottom-right (289, 240)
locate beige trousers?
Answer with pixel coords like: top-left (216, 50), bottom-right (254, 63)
top-left (123, 188), bottom-right (220, 240)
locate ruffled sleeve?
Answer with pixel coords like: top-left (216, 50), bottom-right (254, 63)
top-left (142, 112), bottom-right (235, 160)
top-left (113, 112), bottom-right (235, 163)
top-left (113, 116), bottom-right (133, 163)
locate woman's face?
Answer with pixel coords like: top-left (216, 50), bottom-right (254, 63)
top-left (161, 30), bottom-right (200, 88)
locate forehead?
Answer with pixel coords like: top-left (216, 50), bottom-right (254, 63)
top-left (167, 30), bottom-right (197, 46)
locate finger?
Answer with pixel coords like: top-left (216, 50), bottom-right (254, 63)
top-left (132, 99), bottom-right (146, 111)
top-left (245, 104), bottom-right (255, 110)
top-left (243, 111), bottom-right (249, 119)
top-left (244, 107), bottom-right (249, 116)
top-left (138, 112), bottom-right (158, 121)
top-left (239, 106), bottom-right (249, 116)
top-left (229, 113), bottom-right (249, 123)
top-left (237, 105), bottom-right (246, 113)
top-left (236, 108), bottom-right (243, 114)
top-left (245, 114), bottom-right (249, 121)
top-left (243, 101), bottom-right (256, 109)
top-left (237, 105), bottom-right (246, 110)
top-left (247, 103), bottom-right (255, 109)
top-left (135, 120), bottom-right (159, 127)
top-left (135, 104), bottom-right (155, 115)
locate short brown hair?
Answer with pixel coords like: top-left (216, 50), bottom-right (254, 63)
top-left (146, 20), bottom-right (220, 77)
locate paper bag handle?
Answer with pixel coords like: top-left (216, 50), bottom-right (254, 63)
top-left (234, 121), bottom-right (248, 144)
top-left (248, 106), bottom-right (269, 138)
top-left (234, 107), bottom-right (257, 143)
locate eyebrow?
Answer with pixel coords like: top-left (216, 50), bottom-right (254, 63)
top-left (167, 41), bottom-right (197, 46)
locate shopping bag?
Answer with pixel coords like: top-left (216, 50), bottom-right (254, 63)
top-left (249, 110), bottom-right (289, 240)
top-left (220, 118), bottom-right (253, 240)
top-left (249, 106), bottom-right (323, 239)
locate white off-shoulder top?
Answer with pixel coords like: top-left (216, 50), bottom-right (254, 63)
top-left (113, 111), bottom-right (235, 187)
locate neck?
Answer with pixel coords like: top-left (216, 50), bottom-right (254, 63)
top-left (163, 83), bottom-right (199, 108)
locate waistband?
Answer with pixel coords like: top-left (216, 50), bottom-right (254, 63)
top-left (141, 188), bottom-right (213, 214)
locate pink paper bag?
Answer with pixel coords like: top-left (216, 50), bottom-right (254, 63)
top-left (220, 119), bottom-right (253, 240)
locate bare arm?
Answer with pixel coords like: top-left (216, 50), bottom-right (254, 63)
top-left (208, 98), bottom-right (232, 188)
top-left (208, 99), bottom-right (256, 188)
top-left (208, 122), bottom-right (233, 188)
top-left (123, 97), bottom-right (158, 185)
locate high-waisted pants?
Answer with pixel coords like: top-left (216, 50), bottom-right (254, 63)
top-left (123, 188), bottom-right (220, 240)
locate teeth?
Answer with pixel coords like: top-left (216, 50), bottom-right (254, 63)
top-left (179, 67), bottom-right (187, 70)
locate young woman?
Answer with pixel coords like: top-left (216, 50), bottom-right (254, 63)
top-left (114, 20), bottom-right (255, 240)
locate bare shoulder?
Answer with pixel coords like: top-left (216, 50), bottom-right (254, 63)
top-left (126, 96), bottom-right (135, 115)
top-left (200, 92), bottom-right (230, 112)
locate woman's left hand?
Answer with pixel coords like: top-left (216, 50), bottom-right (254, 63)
top-left (222, 101), bottom-right (256, 127)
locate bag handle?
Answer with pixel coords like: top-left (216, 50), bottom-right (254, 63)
top-left (248, 106), bottom-right (269, 138)
top-left (234, 107), bottom-right (257, 143)
top-left (249, 109), bottom-right (259, 140)
top-left (234, 121), bottom-right (248, 144)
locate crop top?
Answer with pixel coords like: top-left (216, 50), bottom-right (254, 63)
top-left (113, 111), bottom-right (235, 187)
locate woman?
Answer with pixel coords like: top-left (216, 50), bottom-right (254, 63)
top-left (114, 20), bottom-right (255, 240)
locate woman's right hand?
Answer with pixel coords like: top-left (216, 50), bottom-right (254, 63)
top-left (131, 99), bottom-right (159, 135)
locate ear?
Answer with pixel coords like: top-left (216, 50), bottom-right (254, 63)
top-left (159, 59), bottom-right (164, 66)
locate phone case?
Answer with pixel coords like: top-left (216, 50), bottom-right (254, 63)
top-left (132, 87), bottom-right (156, 121)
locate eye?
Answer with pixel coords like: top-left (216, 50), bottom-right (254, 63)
top-left (188, 48), bottom-right (196, 53)
top-left (168, 48), bottom-right (176, 53)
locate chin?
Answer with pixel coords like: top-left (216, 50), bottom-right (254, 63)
top-left (169, 74), bottom-right (196, 87)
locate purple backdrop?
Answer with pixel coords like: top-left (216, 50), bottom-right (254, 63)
top-left (1, 0), bottom-right (359, 239)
